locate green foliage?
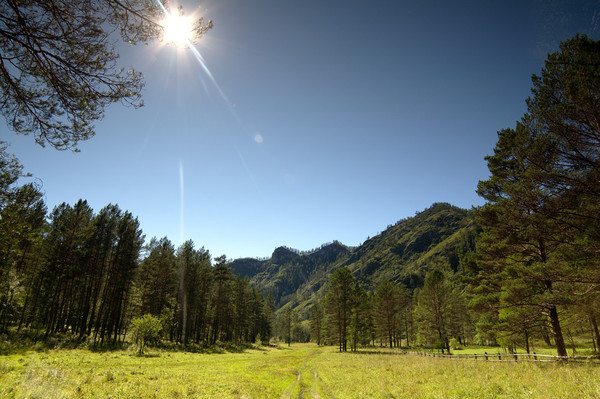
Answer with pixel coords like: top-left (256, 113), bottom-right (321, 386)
top-left (279, 307), bottom-right (295, 346)
top-left (0, 193), bottom-right (271, 348)
top-left (0, 144), bottom-right (46, 334)
top-left (324, 267), bottom-right (355, 352)
top-left (130, 314), bottom-right (162, 354)
top-left (346, 203), bottom-right (477, 289)
top-left (373, 280), bottom-right (402, 348)
top-left (309, 302), bottom-right (324, 345)
top-left (414, 269), bottom-right (452, 352)
top-left (474, 34), bottom-right (600, 357)
top-left (231, 242), bottom-right (350, 313)
top-left (139, 237), bottom-right (177, 318)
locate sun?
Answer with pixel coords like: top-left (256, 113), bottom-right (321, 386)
top-left (162, 13), bottom-right (194, 48)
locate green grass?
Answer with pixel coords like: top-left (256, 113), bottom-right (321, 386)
top-left (1, 343), bottom-right (599, 398)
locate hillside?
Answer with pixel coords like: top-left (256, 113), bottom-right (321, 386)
top-left (230, 241), bottom-right (350, 309)
top-left (230, 203), bottom-right (479, 316)
top-left (342, 202), bottom-right (477, 289)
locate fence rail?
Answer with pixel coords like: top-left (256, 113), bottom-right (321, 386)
top-left (414, 351), bottom-right (600, 364)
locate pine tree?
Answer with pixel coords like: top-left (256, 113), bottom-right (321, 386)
top-left (414, 269), bottom-right (454, 353)
top-left (348, 282), bottom-right (369, 351)
top-left (208, 255), bottom-right (234, 344)
top-left (310, 302), bottom-right (324, 345)
top-left (473, 35), bottom-right (600, 357)
top-left (374, 280), bottom-right (401, 348)
top-left (93, 210), bottom-right (143, 343)
top-left (0, 181), bottom-right (46, 332)
top-left (324, 267), bottom-right (355, 352)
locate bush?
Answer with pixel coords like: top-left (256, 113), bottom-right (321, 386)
top-left (449, 338), bottom-right (463, 351)
top-left (130, 314), bottom-right (162, 355)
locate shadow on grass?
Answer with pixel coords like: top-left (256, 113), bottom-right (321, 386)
top-left (344, 349), bottom-right (409, 356)
top-left (1, 331), bottom-right (265, 356)
top-left (0, 331), bottom-right (115, 355)
top-left (152, 341), bottom-right (255, 354)
top-left (131, 352), bottom-right (161, 358)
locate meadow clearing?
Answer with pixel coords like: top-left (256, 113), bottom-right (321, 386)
top-left (1, 343), bottom-right (600, 398)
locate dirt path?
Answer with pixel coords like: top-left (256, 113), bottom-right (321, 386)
top-left (280, 347), bottom-right (334, 399)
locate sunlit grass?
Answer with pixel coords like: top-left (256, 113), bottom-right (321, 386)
top-left (315, 348), bottom-right (600, 398)
top-left (1, 343), bottom-right (599, 398)
top-left (0, 345), bottom-right (307, 398)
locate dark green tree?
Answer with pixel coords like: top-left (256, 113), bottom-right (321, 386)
top-left (525, 35), bottom-right (600, 205)
top-left (76, 204), bottom-right (121, 337)
top-left (476, 123), bottom-right (571, 357)
top-left (397, 285), bottom-right (413, 348)
top-left (348, 282), bottom-right (369, 351)
top-left (473, 35), bottom-right (600, 357)
top-left (139, 237), bottom-right (177, 318)
top-left (324, 267), bottom-right (355, 352)
top-left (175, 240), bottom-right (211, 344)
top-left (208, 255), bottom-right (234, 344)
top-left (414, 269), bottom-right (453, 353)
top-left (93, 209), bottom-right (143, 343)
top-left (37, 200), bottom-right (94, 336)
top-left (0, 181), bottom-right (46, 332)
top-left (374, 280), bottom-right (401, 348)
top-left (280, 307), bottom-right (294, 346)
top-left (259, 291), bottom-right (275, 345)
top-left (310, 301), bottom-right (324, 345)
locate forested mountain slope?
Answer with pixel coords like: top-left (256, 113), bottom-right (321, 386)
top-left (343, 203), bottom-right (478, 289)
top-left (230, 242), bottom-right (350, 310)
top-left (230, 203), bottom-right (479, 316)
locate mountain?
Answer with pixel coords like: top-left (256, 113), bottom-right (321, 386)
top-left (341, 202), bottom-right (477, 289)
top-left (230, 203), bottom-right (479, 316)
top-left (230, 241), bottom-right (350, 309)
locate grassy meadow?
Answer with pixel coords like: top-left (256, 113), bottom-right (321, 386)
top-left (1, 343), bottom-right (600, 398)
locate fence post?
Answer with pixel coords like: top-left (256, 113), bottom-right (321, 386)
top-left (484, 352), bottom-right (488, 361)
top-left (533, 352), bottom-right (537, 361)
top-left (498, 353), bottom-right (501, 361)
top-left (514, 353), bottom-right (518, 361)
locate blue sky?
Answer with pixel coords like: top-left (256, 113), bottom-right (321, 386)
top-left (2, 1), bottom-right (599, 260)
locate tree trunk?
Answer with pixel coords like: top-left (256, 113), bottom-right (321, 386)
top-left (404, 317), bottom-right (410, 347)
top-left (590, 313), bottom-right (600, 353)
top-left (541, 325), bottom-right (552, 345)
top-left (548, 305), bottom-right (567, 357)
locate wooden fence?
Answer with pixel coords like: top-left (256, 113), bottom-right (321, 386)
top-left (414, 351), bottom-right (600, 364)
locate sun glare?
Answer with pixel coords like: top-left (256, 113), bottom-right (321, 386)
top-left (162, 13), bottom-right (194, 48)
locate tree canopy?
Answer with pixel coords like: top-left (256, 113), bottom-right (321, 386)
top-left (475, 34), bottom-right (600, 357)
top-left (0, 0), bottom-right (212, 150)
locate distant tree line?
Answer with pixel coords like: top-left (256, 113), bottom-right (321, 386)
top-left (0, 177), bottom-right (273, 345)
top-left (276, 241), bottom-right (345, 257)
top-left (306, 267), bottom-right (472, 353)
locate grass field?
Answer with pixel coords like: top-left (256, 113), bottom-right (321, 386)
top-left (1, 343), bottom-right (600, 398)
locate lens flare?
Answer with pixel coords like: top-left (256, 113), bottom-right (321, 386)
top-left (154, 1), bottom-right (261, 194)
top-left (162, 13), bottom-right (194, 48)
top-left (179, 160), bottom-right (184, 243)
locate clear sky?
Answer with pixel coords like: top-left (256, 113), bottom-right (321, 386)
top-left (2, 1), bottom-right (599, 260)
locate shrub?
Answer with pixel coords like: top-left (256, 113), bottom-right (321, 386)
top-left (130, 314), bottom-right (162, 355)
